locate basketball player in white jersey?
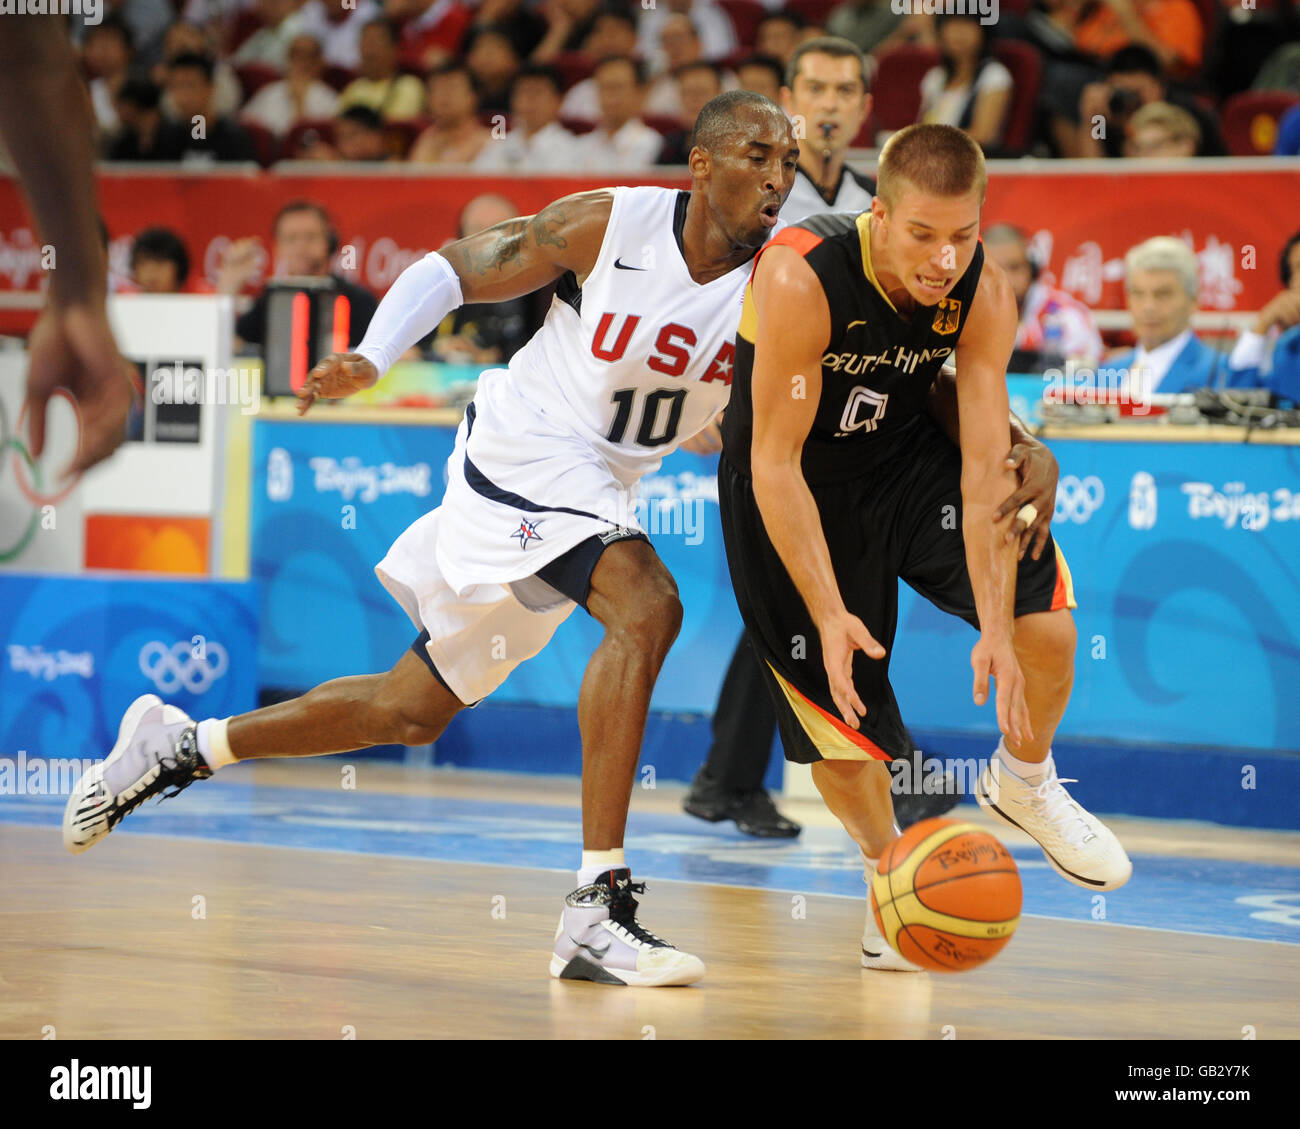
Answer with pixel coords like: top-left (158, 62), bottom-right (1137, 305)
top-left (63, 91), bottom-right (798, 988)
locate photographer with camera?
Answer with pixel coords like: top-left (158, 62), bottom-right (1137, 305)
top-left (1076, 45), bottom-right (1225, 159)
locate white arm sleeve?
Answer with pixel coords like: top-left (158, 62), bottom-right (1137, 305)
top-left (354, 251), bottom-right (464, 378)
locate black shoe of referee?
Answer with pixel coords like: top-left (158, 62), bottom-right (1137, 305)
top-left (684, 768), bottom-right (801, 838)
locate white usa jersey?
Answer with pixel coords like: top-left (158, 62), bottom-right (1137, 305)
top-left (393, 185), bottom-right (780, 597)
top-left (479, 184), bottom-right (764, 487)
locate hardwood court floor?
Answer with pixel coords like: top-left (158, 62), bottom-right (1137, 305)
top-left (1, 764), bottom-right (1297, 1040)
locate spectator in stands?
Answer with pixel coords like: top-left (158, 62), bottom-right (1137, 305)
top-left (217, 200), bottom-right (378, 352)
top-left (298, 0), bottom-right (383, 69)
top-left (464, 25), bottom-right (524, 115)
top-left (426, 194), bottom-right (532, 364)
top-left (755, 10), bottom-right (806, 66)
top-left (1073, 0), bottom-right (1204, 80)
top-left (71, 0), bottom-right (172, 68)
top-left (337, 18), bottom-right (427, 121)
top-left (334, 105), bottom-right (392, 159)
top-left (298, 103), bottom-right (393, 160)
top-left (233, 0), bottom-right (311, 69)
top-left (83, 16), bottom-right (135, 141)
top-left (983, 224), bottom-right (1104, 369)
top-left (1104, 236), bottom-right (1225, 395)
top-left (643, 14), bottom-right (703, 119)
top-left (392, 0), bottom-right (475, 71)
top-left (558, 7), bottom-right (639, 121)
top-left (1228, 230), bottom-right (1300, 404)
top-left (1122, 99), bottom-right (1199, 156)
top-left (573, 55), bottom-right (664, 169)
top-left (1276, 103), bottom-right (1300, 156)
top-left (657, 61), bottom-right (724, 164)
top-left (1073, 46), bottom-right (1225, 158)
top-left (130, 227), bottom-right (192, 294)
top-left (242, 34), bottom-right (340, 136)
top-left (917, 14), bottom-right (1013, 151)
top-left (157, 53), bottom-right (260, 163)
top-left (639, 0), bottom-right (738, 74)
top-left (531, 0), bottom-right (605, 62)
top-left (109, 79), bottom-right (170, 161)
top-left (781, 37), bottom-right (874, 219)
top-left (473, 64), bottom-right (579, 171)
top-left (465, 0), bottom-right (548, 59)
top-left (155, 21), bottom-right (243, 123)
top-left (409, 61), bottom-right (492, 163)
top-left (734, 54), bottom-right (784, 103)
top-left (826, 0), bottom-right (921, 55)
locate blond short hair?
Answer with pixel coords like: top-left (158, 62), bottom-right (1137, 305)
top-left (876, 123), bottom-right (987, 208)
top-left (1128, 101), bottom-right (1201, 147)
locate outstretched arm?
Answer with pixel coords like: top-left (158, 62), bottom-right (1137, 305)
top-left (0, 20), bottom-right (132, 472)
top-left (954, 260), bottom-right (1032, 745)
top-left (749, 247), bottom-right (886, 729)
top-left (296, 191), bottom-right (613, 413)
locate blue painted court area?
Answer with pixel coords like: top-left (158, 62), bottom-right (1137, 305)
top-left (3, 783), bottom-right (1298, 946)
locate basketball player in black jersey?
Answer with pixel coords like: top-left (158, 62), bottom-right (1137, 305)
top-left (719, 123), bottom-right (1132, 971)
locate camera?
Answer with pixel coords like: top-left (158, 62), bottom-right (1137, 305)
top-left (1108, 87), bottom-right (1144, 118)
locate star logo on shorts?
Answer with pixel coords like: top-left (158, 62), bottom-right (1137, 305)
top-left (512, 518), bottom-right (544, 549)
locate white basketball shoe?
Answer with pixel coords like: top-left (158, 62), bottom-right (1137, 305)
top-left (976, 755), bottom-right (1132, 891)
top-left (63, 694), bottom-right (211, 854)
top-left (550, 868), bottom-right (706, 987)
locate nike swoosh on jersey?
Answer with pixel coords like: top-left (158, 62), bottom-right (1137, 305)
top-left (613, 258), bottom-right (648, 271)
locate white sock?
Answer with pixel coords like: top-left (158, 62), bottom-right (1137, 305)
top-left (862, 854), bottom-right (879, 886)
top-left (577, 848), bottom-right (626, 886)
top-left (996, 737), bottom-right (1049, 785)
top-left (196, 717), bottom-right (236, 770)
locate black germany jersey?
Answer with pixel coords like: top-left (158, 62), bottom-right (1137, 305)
top-left (723, 211), bottom-right (984, 484)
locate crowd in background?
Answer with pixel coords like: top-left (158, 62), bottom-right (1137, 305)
top-left (72, 0), bottom-right (1300, 168)
top-left (56, 1), bottom-right (1300, 400)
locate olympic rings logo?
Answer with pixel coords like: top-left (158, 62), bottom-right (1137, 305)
top-left (138, 640), bottom-right (230, 695)
top-left (1054, 474), bottom-right (1106, 524)
top-left (0, 390), bottom-right (84, 563)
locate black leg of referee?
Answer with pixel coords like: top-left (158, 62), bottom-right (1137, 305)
top-left (684, 630), bottom-right (800, 838)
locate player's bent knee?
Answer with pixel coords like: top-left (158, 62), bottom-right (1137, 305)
top-left (391, 711), bottom-right (451, 748)
top-left (1015, 609), bottom-right (1076, 673)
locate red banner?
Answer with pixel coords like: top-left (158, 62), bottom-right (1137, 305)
top-left (1, 164), bottom-right (1296, 316)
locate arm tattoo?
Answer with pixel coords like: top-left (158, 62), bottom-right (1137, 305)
top-left (464, 218), bottom-right (528, 277)
top-left (531, 204), bottom-right (568, 251)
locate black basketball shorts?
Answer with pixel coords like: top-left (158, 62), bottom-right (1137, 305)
top-left (718, 417), bottom-right (1076, 765)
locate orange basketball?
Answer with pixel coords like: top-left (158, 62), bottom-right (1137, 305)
top-left (869, 817), bottom-right (1021, 972)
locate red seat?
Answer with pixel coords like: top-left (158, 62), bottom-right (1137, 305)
top-left (787, 0), bottom-right (839, 27)
top-left (383, 118), bottom-right (425, 159)
top-left (871, 44), bottom-right (939, 134)
top-left (718, 0), bottom-right (765, 49)
top-left (992, 40), bottom-right (1043, 155)
top-left (551, 51), bottom-right (596, 93)
top-left (225, 9), bottom-right (265, 55)
top-left (283, 118), bottom-right (337, 159)
top-left (643, 113), bottom-right (685, 137)
top-left (235, 62), bottom-right (281, 101)
top-left (237, 118), bottom-right (280, 166)
top-left (559, 117), bottom-right (597, 136)
top-left (1220, 90), bottom-right (1300, 155)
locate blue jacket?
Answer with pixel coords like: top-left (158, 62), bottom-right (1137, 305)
top-left (1231, 324), bottom-right (1300, 406)
top-left (1107, 333), bottom-right (1228, 393)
